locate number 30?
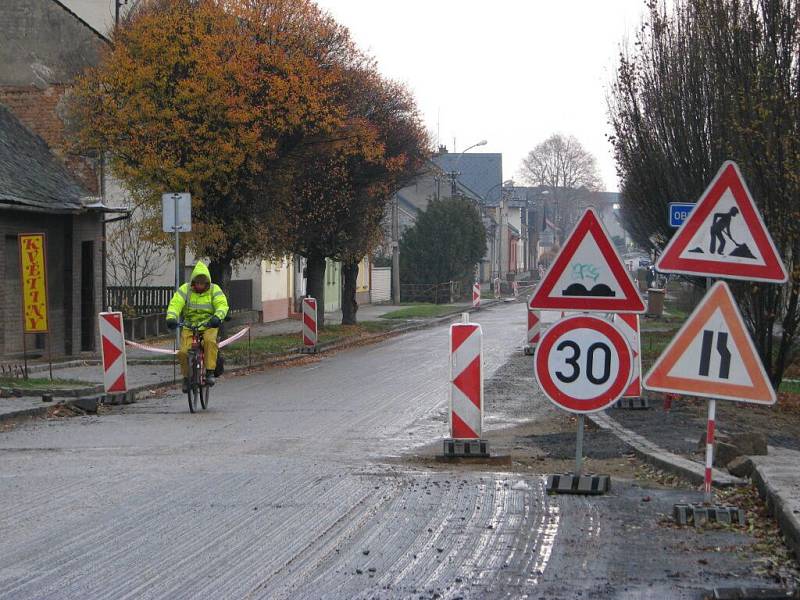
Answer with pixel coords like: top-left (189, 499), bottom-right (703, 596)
top-left (555, 340), bottom-right (612, 385)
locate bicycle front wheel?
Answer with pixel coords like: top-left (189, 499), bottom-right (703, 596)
top-left (187, 352), bottom-right (199, 413)
top-left (200, 383), bottom-right (210, 410)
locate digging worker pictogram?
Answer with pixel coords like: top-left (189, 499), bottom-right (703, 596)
top-left (709, 207), bottom-right (739, 255)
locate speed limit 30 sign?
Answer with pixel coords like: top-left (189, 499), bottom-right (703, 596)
top-left (535, 315), bottom-right (633, 413)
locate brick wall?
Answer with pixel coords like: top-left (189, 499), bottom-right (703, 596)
top-left (0, 86), bottom-right (100, 195)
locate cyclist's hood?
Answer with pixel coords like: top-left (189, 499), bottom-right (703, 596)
top-left (190, 261), bottom-right (212, 284)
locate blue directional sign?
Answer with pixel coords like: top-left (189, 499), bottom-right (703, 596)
top-left (668, 203), bottom-right (695, 228)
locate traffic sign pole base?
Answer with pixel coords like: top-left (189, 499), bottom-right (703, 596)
top-left (442, 438), bottom-right (489, 458)
top-left (613, 397), bottom-right (650, 409)
top-left (523, 344), bottom-right (536, 356)
top-left (545, 473), bottom-right (611, 495)
top-left (300, 346), bottom-right (317, 355)
top-left (673, 503), bottom-right (745, 527)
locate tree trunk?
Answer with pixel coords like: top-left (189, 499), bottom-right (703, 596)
top-left (342, 259), bottom-right (359, 325)
top-left (306, 255), bottom-right (326, 329)
top-left (208, 259), bottom-right (233, 294)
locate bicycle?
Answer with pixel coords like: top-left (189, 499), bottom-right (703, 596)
top-left (179, 321), bottom-right (212, 413)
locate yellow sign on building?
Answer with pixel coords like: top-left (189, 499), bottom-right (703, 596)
top-left (18, 233), bottom-right (49, 333)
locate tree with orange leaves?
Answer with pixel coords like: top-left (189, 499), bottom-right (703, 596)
top-left (70, 0), bottom-right (351, 287)
top-left (285, 65), bottom-right (429, 326)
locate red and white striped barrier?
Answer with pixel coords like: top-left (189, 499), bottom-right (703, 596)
top-left (99, 312), bottom-right (128, 393)
top-left (472, 283), bottom-right (481, 309)
top-left (302, 297), bottom-right (318, 350)
top-left (125, 326), bottom-right (250, 355)
top-left (449, 320), bottom-right (483, 439)
top-left (527, 308), bottom-right (541, 346)
top-left (613, 314), bottom-right (642, 397)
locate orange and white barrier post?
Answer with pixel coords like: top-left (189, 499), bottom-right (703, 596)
top-left (449, 317), bottom-right (483, 436)
top-left (616, 313), bottom-right (642, 398)
top-left (523, 308), bottom-right (540, 355)
top-left (302, 297), bottom-right (318, 352)
top-left (472, 282), bottom-right (481, 309)
top-left (99, 312), bottom-right (128, 393)
top-left (612, 313), bottom-right (647, 408)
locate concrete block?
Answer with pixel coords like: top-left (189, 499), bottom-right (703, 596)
top-left (673, 503), bottom-right (746, 526)
top-left (729, 432), bottom-right (768, 456)
top-left (71, 396), bottom-right (99, 414)
top-left (546, 473), bottom-right (610, 495)
top-left (102, 390), bottom-right (137, 405)
top-left (727, 456), bottom-right (754, 478)
top-left (714, 441), bottom-right (742, 468)
top-left (442, 439), bottom-right (489, 458)
top-left (698, 431), bottom-right (732, 452)
top-left (613, 397), bottom-right (650, 409)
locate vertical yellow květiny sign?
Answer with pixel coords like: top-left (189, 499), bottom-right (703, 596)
top-left (18, 233), bottom-right (49, 333)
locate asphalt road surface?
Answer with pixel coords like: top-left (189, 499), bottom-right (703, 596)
top-left (0, 304), bottom-right (780, 599)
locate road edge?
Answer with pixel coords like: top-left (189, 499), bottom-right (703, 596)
top-left (586, 411), bottom-right (745, 487)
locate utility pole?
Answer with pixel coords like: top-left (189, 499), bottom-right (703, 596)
top-left (115, 0), bottom-right (128, 27)
top-left (392, 196), bottom-right (400, 304)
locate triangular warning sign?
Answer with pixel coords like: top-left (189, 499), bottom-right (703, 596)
top-left (656, 161), bottom-right (787, 282)
top-left (529, 208), bottom-right (645, 313)
top-left (644, 281), bottom-right (775, 405)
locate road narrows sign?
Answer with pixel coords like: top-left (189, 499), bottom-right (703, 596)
top-left (656, 161), bottom-right (787, 282)
top-left (529, 208), bottom-right (645, 313)
top-left (535, 315), bottom-right (633, 413)
top-left (614, 313), bottom-right (642, 397)
top-left (643, 281), bottom-right (776, 405)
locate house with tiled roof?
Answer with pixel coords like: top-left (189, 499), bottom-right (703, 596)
top-left (0, 0), bottom-right (118, 358)
top-left (0, 103), bottom-right (108, 357)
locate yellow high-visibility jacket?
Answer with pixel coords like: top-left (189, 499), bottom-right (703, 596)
top-left (166, 262), bottom-right (229, 329)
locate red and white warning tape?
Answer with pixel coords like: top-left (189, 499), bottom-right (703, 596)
top-left (125, 326), bottom-right (250, 355)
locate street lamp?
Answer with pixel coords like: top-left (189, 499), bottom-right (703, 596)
top-left (448, 139), bottom-right (487, 195)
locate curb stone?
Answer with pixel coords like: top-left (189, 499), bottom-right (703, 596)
top-left (586, 411), bottom-right (745, 487)
top-left (750, 449), bottom-right (800, 560)
top-left (0, 301), bottom-right (506, 424)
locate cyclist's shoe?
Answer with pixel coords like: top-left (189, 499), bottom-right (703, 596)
top-left (181, 377), bottom-right (190, 393)
top-left (206, 373), bottom-right (216, 387)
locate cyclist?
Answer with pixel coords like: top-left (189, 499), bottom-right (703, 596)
top-left (165, 261), bottom-right (229, 392)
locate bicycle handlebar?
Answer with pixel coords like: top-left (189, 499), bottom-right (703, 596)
top-left (176, 321), bottom-right (214, 332)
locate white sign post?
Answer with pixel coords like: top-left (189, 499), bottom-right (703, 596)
top-left (162, 193), bottom-right (191, 346)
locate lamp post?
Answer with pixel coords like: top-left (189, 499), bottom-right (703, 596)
top-left (448, 140), bottom-right (487, 195)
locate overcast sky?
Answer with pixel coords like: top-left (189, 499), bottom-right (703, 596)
top-left (64, 0), bottom-right (646, 191)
